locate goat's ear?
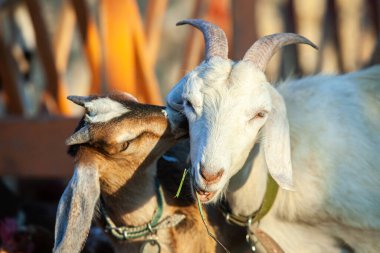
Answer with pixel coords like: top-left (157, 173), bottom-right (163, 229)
top-left (166, 79), bottom-right (187, 133)
top-left (53, 165), bottom-right (100, 253)
top-left (263, 87), bottom-right (294, 190)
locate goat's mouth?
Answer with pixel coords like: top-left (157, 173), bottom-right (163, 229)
top-left (193, 185), bottom-right (217, 203)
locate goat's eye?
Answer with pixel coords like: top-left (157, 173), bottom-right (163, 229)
top-left (120, 141), bottom-right (129, 152)
top-left (250, 111), bottom-right (267, 122)
top-left (256, 111), bottom-right (266, 118)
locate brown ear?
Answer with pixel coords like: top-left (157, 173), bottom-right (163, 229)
top-left (263, 87), bottom-right (293, 190)
top-left (53, 165), bottom-right (100, 253)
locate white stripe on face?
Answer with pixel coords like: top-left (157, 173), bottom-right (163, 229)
top-left (84, 97), bottom-right (130, 123)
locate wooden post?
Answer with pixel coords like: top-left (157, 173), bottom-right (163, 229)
top-left (293, 0), bottom-right (325, 75)
top-left (145, 0), bottom-right (168, 65)
top-left (231, 0), bottom-right (257, 60)
top-left (129, 0), bottom-right (163, 105)
top-left (54, 0), bottom-right (75, 81)
top-left (280, 0), bottom-right (301, 78)
top-left (335, 0), bottom-right (364, 72)
top-left (316, 0), bottom-right (344, 73)
top-left (0, 27), bottom-right (24, 115)
top-left (180, 0), bottom-right (210, 77)
top-left (367, 0), bottom-right (380, 66)
top-left (71, 0), bottom-right (103, 95)
top-left (99, 0), bottom-right (138, 95)
top-left (99, 0), bottom-right (162, 104)
top-left (24, 0), bottom-right (70, 114)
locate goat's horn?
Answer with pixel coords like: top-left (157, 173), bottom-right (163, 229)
top-left (65, 126), bottom-right (90, 145)
top-left (243, 33), bottom-right (318, 71)
top-left (177, 19), bottom-right (228, 60)
top-left (67, 95), bottom-right (93, 107)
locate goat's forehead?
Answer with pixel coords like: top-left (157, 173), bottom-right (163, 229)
top-left (185, 59), bottom-right (268, 94)
top-left (184, 58), bottom-right (232, 88)
top-left (200, 86), bottom-right (271, 117)
top-left (229, 61), bottom-right (268, 87)
top-left (186, 65), bottom-right (270, 110)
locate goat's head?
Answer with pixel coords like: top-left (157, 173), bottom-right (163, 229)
top-left (166, 19), bottom-right (317, 203)
top-left (53, 93), bottom-right (186, 252)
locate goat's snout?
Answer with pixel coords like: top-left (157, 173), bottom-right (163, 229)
top-left (200, 164), bottom-right (224, 184)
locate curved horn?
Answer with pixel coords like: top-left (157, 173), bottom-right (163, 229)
top-left (177, 19), bottom-right (228, 60)
top-left (243, 33), bottom-right (318, 71)
top-left (67, 96), bottom-right (93, 107)
top-left (65, 126), bottom-right (90, 145)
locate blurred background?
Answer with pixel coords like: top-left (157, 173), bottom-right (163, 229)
top-left (0, 0), bottom-right (379, 252)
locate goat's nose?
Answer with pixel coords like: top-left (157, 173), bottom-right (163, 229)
top-left (200, 164), bottom-right (224, 184)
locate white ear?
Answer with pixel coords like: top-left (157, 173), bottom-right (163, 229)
top-left (263, 87), bottom-right (293, 190)
top-left (53, 165), bottom-right (100, 253)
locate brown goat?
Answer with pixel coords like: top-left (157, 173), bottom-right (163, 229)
top-left (53, 93), bottom-right (245, 253)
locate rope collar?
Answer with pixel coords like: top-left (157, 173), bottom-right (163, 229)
top-left (219, 173), bottom-right (279, 227)
top-left (100, 180), bottom-right (186, 241)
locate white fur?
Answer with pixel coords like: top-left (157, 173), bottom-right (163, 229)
top-left (84, 97), bottom-right (130, 123)
top-left (167, 60), bottom-right (380, 252)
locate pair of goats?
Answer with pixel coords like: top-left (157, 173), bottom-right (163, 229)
top-left (53, 93), bottom-right (246, 253)
top-left (165, 19), bottom-right (380, 252)
top-left (54, 19), bottom-right (380, 252)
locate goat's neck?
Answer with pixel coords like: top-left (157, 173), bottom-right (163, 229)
top-left (100, 161), bottom-right (213, 253)
top-left (226, 144), bottom-right (269, 217)
top-left (100, 161), bottom-right (159, 227)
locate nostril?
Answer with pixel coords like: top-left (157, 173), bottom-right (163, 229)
top-left (200, 165), bottom-right (224, 183)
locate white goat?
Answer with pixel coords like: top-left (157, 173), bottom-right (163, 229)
top-left (166, 19), bottom-right (380, 253)
top-left (53, 93), bottom-right (245, 253)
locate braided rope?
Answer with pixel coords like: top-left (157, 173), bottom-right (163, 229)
top-left (100, 181), bottom-right (185, 240)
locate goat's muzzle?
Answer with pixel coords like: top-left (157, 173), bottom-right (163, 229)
top-left (200, 165), bottom-right (224, 184)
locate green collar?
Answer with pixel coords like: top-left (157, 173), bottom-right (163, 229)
top-left (219, 173), bottom-right (279, 227)
top-left (100, 180), bottom-right (185, 240)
